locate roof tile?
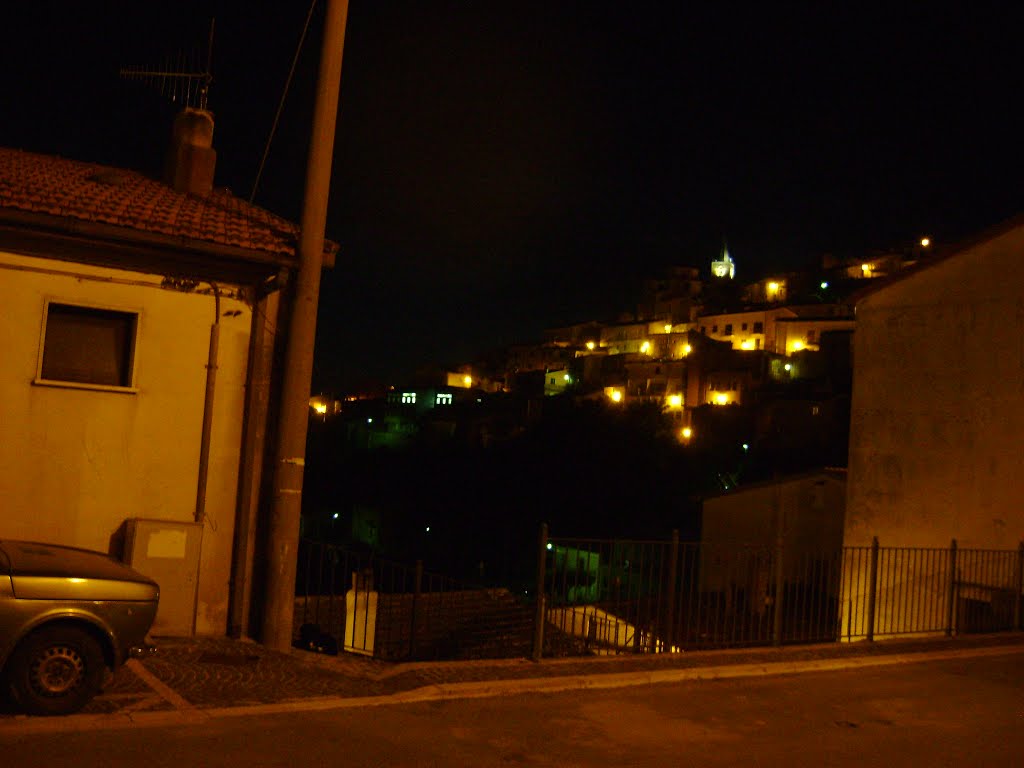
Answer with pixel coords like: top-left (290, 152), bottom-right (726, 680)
top-left (0, 147), bottom-right (322, 259)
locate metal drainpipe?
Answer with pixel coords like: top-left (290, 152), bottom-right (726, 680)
top-left (191, 284), bottom-right (220, 636)
top-left (195, 284), bottom-right (221, 524)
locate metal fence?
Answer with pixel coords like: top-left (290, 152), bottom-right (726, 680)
top-left (294, 539), bottom-right (536, 660)
top-left (539, 531), bottom-right (1024, 656)
top-left (295, 534), bottom-right (1024, 661)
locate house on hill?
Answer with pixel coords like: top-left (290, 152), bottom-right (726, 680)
top-left (0, 111), bottom-right (335, 636)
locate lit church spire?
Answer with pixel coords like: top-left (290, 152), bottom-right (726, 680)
top-left (711, 241), bottom-right (735, 279)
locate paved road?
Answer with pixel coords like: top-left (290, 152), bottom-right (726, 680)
top-left (2, 653), bottom-right (1022, 766)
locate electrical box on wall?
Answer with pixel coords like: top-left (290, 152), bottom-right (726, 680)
top-left (123, 518), bottom-right (203, 636)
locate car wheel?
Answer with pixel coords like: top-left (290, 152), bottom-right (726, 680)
top-left (7, 625), bottom-right (106, 716)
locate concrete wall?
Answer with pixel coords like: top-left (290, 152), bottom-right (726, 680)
top-left (0, 250), bottom-right (252, 635)
top-left (846, 224), bottom-right (1024, 550)
top-left (700, 472), bottom-right (846, 598)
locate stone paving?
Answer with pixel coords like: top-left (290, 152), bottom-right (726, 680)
top-left (54, 630), bottom-right (1023, 716)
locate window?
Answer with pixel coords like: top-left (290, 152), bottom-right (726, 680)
top-left (37, 302), bottom-right (138, 389)
top-left (724, 324), bottom-right (733, 336)
top-left (712, 325), bottom-right (718, 334)
top-left (741, 322), bottom-right (748, 331)
top-left (753, 321), bottom-right (764, 334)
top-left (401, 392), bottom-right (417, 404)
top-left (435, 393), bottom-right (453, 406)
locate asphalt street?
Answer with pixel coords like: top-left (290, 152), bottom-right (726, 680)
top-left (2, 652), bottom-right (1022, 767)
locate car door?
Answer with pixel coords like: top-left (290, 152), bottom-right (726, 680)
top-left (0, 542), bottom-right (17, 667)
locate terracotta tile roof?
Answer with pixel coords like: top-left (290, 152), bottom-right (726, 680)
top-left (0, 147), bottom-right (334, 259)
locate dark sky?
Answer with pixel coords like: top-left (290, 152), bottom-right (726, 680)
top-left (3, 3), bottom-right (1022, 389)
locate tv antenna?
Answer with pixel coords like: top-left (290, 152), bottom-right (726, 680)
top-left (120, 19), bottom-right (215, 110)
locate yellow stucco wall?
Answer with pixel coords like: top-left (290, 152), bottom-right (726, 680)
top-left (846, 225), bottom-right (1024, 550)
top-left (0, 250), bottom-right (251, 635)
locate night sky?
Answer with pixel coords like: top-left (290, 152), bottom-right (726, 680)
top-left (3, 3), bottom-right (1022, 389)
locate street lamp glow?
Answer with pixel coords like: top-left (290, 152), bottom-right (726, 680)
top-left (609, 389), bottom-right (623, 403)
top-left (681, 427), bottom-right (693, 440)
top-left (920, 237), bottom-right (931, 247)
top-left (820, 281), bottom-right (829, 290)
top-left (663, 323), bottom-right (672, 333)
top-left (586, 341), bottom-right (596, 350)
top-left (682, 344), bottom-right (692, 356)
top-left (463, 375), bottom-right (472, 387)
top-left (640, 340), bottom-right (651, 354)
top-left (668, 394), bottom-right (682, 408)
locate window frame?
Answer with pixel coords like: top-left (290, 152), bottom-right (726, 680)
top-left (33, 298), bottom-right (141, 394)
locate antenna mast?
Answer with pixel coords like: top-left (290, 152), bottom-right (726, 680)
top-left (120, 19), bottom-right (215, 110)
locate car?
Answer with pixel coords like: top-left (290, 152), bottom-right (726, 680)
top-left (0, 540), bottom-right (160, 716)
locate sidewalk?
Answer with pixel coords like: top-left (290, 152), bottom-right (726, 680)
top-left (5, 631), bottom-right (1024, 724)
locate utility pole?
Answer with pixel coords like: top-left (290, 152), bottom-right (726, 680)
top-left (261, 0), bottom-right (349, 652)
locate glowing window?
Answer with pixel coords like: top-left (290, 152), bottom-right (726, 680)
top-left (401, 392), bottom-right (417, 404)
top-left (435, 393), bottom-right (453, 405)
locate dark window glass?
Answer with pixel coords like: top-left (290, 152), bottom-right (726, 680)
top-left (753, 321), bottom-right (764, 334)
top-left (724, 324), bottom-right (733, 336)
top-left (41, 304), bottom-right (137, 387)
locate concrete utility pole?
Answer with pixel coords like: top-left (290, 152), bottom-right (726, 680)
top-left (261, 0), bottom-right (349, 652)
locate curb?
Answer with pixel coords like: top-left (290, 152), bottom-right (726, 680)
top-left (3, 641), bottom-right (1023, 736)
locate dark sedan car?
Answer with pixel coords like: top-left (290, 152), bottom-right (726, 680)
top-left (0, 540), bottom-right (160, 715)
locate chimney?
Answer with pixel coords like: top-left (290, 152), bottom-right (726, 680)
top-left (165, 108), bottom-right (216, 197)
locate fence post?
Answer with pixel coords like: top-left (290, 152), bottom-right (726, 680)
top-left (664, 530), bottom-right (679, 651)
top-left (1015, 542), bottom-right (1023, 633)
top-left (772, 533), bottom-right (785, 646)
top-left (532, 522), bottom-right (548, 661)
top-left (866, 536), bottom-right (879, 642)
top-left (946, 539), bottom-right (958, 637)
top-left (409, 560), bottom-right (422, 659)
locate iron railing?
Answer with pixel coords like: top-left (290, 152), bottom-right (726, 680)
top-left (295, 539), bottom-right (535, 660)
top-left (295, 534), bottom-right (1024, 661)
top-left (538, 533), bottom-right (1024, 657)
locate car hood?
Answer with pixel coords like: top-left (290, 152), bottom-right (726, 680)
top-left (0, 540), bottom-right (159, 602)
